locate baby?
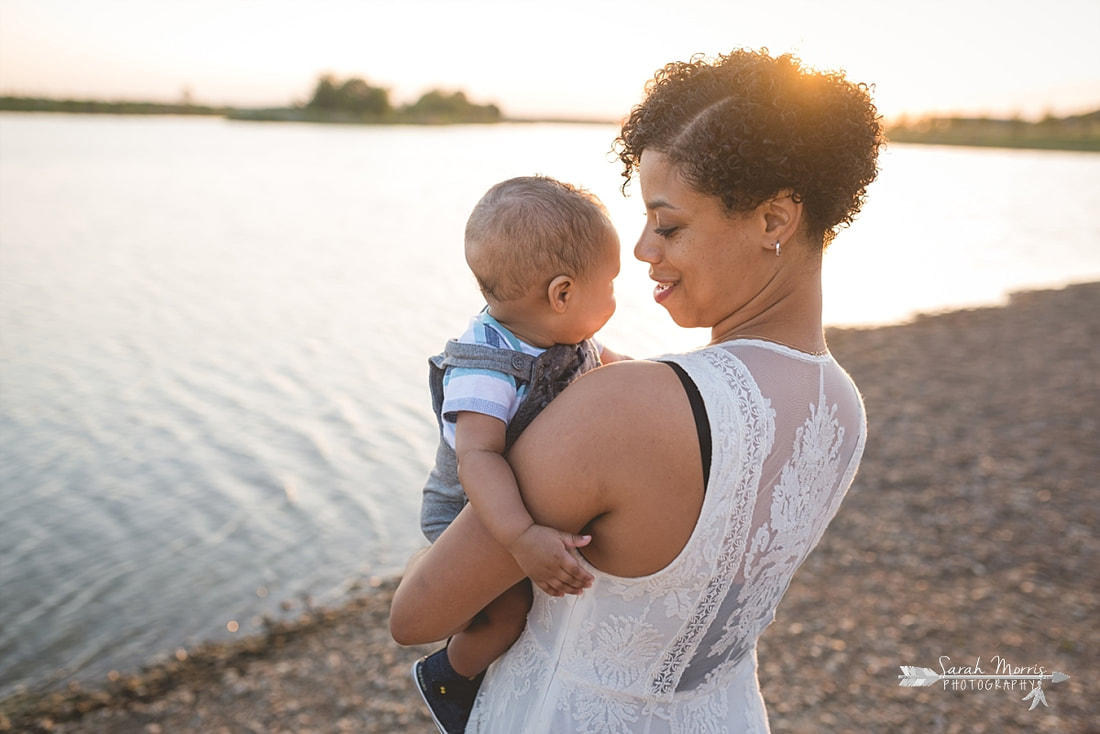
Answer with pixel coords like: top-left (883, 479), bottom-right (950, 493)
top-left (413, 175), bottom-right (625, 733)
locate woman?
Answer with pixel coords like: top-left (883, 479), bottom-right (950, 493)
top-left (391, 49), bottom-right (883, 732)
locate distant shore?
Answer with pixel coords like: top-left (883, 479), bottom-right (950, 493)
top-left (886, 111), bottom-right (1100, 153)
top-left (4, 96), bottom-right (1099, 152)
top-left (2, 281), bottom-right (1097, 733)
top-left (0, 96), bottom-right (615, 128)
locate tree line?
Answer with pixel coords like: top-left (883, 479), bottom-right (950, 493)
top-left (230, 74), bottom-right (502, 124)
top-left (0, 74), bottom-right (503, 125)
top-left (0, 97), bottom-right (227, 116)
top-left (886, 109), bottom-right (1100, 152)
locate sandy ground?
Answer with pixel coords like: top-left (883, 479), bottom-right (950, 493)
top-left (3, 282), bottom-right (1097, 734)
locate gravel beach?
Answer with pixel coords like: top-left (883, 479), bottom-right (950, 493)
top-left (4, 282), bottom-right (1097, 734)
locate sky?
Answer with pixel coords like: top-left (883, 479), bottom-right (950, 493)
top-left (1, 0), bottom-right (1098, 122)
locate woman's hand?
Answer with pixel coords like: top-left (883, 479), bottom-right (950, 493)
top-left (507, 524), bottom-right (593, 597)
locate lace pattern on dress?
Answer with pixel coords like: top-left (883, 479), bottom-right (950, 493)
top-left (467, 342), bottom-right (865, 734)
top-left (651, 348), bottom-right (774, 695)
top-left (708, 369), bottom-right (850, 665)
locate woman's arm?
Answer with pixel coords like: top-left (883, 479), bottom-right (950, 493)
top-left (455, 410), bottom-right (594, 596)
top-left (389, 367), bottom-right (615, 644)
top-left (390, 360), bottom-right (702, 645)
top-left (390, 499), bottom-right (528, 645)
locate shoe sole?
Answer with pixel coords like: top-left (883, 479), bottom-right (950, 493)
top-left (412, 657), bottom-right (452, 734)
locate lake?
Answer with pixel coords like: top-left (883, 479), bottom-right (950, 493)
top-left (1, 113), bottom-right (1098, 698)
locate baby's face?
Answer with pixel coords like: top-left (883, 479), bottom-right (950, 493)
top-left (554, 230), bottom-right (620, 344)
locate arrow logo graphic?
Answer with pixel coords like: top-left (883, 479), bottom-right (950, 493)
top-left (897, 666), bottom-right (1071, 687)
top-left (898, 666), bottom-right (1070, 710)
top-left (1021, 686), bottom-right (1049, 710)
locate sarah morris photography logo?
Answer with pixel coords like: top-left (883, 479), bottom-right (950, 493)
top-left (898, 655), bottom-right (1070, 710)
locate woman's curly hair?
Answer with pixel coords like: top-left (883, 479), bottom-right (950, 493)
top-left (614, 49), bottom-right (884, 247)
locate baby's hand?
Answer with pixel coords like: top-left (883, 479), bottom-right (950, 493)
top-left (508, 524), bottom-right (594, 597)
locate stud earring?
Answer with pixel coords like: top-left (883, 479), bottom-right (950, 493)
top-left (774, 240), bottom-right (781, 257)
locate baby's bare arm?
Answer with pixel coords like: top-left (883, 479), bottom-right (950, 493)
top-left (455, 411), bottom-right (532, 547)
top-left (455, 412), bottom-right (593, 595)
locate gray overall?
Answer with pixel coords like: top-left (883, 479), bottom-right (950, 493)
top-left (419, 338), bottom-right (601, 542)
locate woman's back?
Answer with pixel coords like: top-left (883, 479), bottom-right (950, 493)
top-left (468, 340), bottom-right (865, 733)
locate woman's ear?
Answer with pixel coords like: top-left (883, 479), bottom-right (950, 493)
top-left (546, 275), bottom-right (573, 314)
top-left (761, 189), bottom-right (802, 250)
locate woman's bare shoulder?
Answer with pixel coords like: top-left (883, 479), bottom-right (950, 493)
top-left (512, 359), bottom-right (700, 513)
top-left (567, 358), bottom-right (686, 408)
top-left (526, 359), bottom-right (694, 449)
top-left (515, 358), bottom-right (706, 576)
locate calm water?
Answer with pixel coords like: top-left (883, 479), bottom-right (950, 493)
top-left (1, 113), bottom-right (1098, 698)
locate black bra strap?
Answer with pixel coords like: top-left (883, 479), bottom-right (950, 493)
top-left (660, 360), bottom-right (712, 491)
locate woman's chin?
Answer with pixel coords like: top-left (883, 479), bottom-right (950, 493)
top-left (667, 311), bottom-right (699, 329)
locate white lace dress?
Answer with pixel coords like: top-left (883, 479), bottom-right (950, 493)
top-left (466, 341), bottom-right (866, 734)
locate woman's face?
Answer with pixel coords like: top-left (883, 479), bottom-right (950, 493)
top-left (634, 150), bottom-right (767, 333)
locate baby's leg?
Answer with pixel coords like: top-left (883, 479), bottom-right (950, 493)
top-left (446, 580), bottom-right (533, 677)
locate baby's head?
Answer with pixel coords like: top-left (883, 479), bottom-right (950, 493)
top-left (466, 176), bottom-right (615, 301)
top-left (465, 176), bottom-right (619, 346)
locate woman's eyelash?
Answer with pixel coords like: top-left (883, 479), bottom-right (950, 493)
top-left (654, 226), bottom-right (678, 237)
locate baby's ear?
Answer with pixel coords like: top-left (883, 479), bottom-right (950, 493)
top-left (546, 275), bottom-right (573, 314)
